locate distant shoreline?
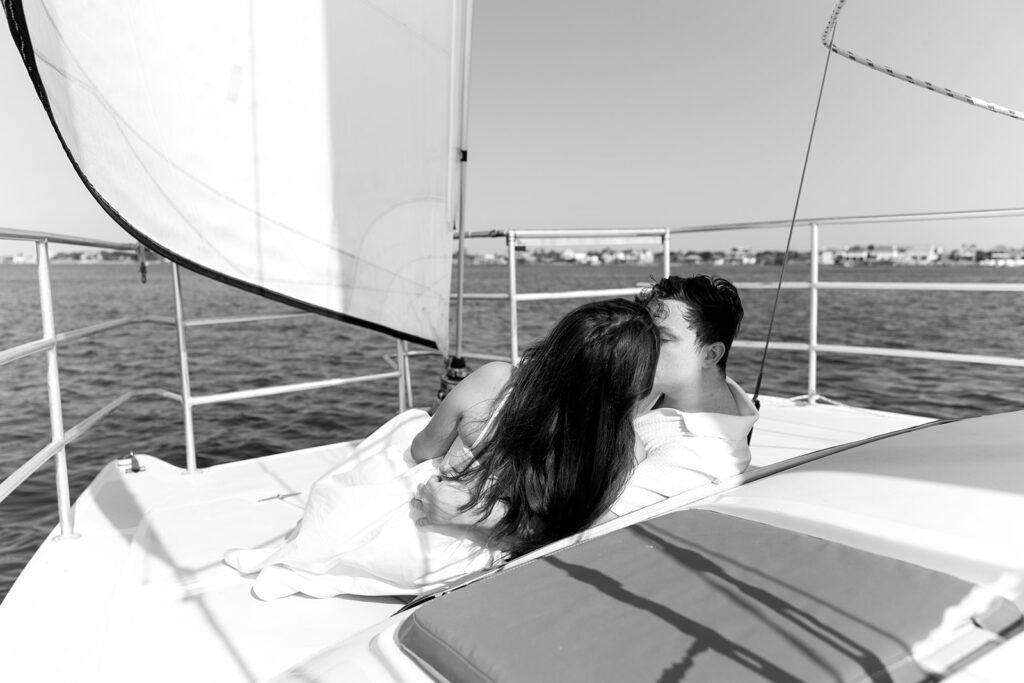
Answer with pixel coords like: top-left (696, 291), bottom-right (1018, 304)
top-left (2, 259), bottom-right (1022, 269)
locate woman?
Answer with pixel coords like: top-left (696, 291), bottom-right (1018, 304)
top-left (224, 298), bottom-right (658, 599)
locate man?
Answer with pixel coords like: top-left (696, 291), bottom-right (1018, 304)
top-left (604, 274), bottom-right (758, 517)
top-left (414, 274), bottom-right (758, 527)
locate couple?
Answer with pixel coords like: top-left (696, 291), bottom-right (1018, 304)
top-left (224, 275), bottom-right (758, 599)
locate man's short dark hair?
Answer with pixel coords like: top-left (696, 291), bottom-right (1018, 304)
top-left (636, 274), bottom-right (744, 370)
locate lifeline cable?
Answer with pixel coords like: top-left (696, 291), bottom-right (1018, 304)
top-left (823, 0), bottom-right (1024, 121)
top-left (750, 8), bottom-right (839, 408)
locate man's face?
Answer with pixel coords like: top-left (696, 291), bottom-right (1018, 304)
top-left (652, 300), bottom-right (705, 395)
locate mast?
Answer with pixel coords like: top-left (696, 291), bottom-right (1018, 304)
top-left (432, 0), bottom-right (474, 412)
top-left (452, 0), bottom-right (474, 361)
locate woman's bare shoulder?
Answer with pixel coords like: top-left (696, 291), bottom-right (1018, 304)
top-left (411, 362), bottom-right (511, 462)
top-left (470, 361), bottom-right (513, 390)
top-left (439, 361), bottom-right (512, 415)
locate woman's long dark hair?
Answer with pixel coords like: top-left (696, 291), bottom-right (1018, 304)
top-left (451, 298), bottom-right (659, 557)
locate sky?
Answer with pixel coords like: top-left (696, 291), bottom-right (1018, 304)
top-left (2, 0), bottom-right (1024, 258)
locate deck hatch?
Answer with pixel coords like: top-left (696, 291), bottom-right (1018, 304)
top-left (397, 508), bottom-right (1019, 682)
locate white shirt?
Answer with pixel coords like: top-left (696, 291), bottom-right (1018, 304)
top-left (610, 377), bottom-right (759, 517)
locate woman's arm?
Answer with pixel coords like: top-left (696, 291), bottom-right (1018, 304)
top-left (410, 361), bottom-right (512, 463)
top-left (414, 476), bottom-right (507, 529)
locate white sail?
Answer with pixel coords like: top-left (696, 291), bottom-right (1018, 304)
top-left (9, 0), bottom-right (463, 350)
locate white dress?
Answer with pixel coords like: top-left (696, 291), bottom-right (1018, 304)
top-left (223, 409), bottom-right (504, 599)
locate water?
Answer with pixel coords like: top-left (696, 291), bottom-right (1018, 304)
top-left (1, 261), bottom-right (1022, 600)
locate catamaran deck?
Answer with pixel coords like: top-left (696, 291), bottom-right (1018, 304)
top-left (748, 395), bottom-right (933, 467)
top-left (0, 398), bottom-right (932, 682)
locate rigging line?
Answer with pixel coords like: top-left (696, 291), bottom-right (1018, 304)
top-left (823, 0), bottom-right (1024, 121)
top-left (751, 13), bottom-right (839, 406)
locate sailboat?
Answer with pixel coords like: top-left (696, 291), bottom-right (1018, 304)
top-left (2, 0), bottom-right (1023, 681)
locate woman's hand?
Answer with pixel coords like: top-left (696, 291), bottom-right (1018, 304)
top-left (413, 476), bottom-right (483, 527)
top-left (413, 476), bottom-right (508, 532)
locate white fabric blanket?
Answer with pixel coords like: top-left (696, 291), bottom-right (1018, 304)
top-left (224, 409), bottom-right (501, 599)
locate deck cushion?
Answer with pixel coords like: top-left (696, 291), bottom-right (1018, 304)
top-left (397, 509), bottom-right (1020, 682)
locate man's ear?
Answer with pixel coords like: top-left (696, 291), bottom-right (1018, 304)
top-left (703, 342), bottom-right (726, 368)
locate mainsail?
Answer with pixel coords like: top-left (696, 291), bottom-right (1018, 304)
top-left (4, 0), bottom-right (465, 350)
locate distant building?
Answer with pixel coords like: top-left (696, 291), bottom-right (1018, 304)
top-left (893, 245), bottom-right (942, 265)
top-left (722, 247), bottom-right (756, 265)
top-left (952, 244), bottom-right (979, 262)
top-left (874, 245), bottom-right (900, 262)
top-left (678, 251), bottom-right (703, 264)
top-left (981, 247), bottom-right (1024, 267)
top-left (835, 246), bottom-right (869, 265)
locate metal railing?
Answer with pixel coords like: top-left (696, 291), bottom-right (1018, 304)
top-left (0, 230), bottom-right (413, 539)
top-left (455, 227), bottom-right (673, 361)
top-left (165, 266), bottom-right (411, 473)
top-left (3, 207), bottom-right (1023, 539)
top-left (460, 208), bottom-right (1024, 402)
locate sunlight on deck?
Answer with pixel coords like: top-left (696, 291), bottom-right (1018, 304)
top-left (0, 442), bottom-right (405, 682)
top-left (750, 396), bottom-right (934, 468)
